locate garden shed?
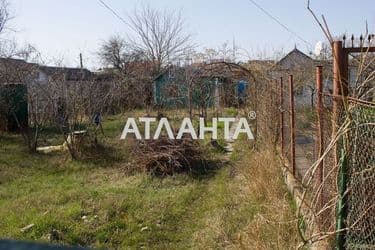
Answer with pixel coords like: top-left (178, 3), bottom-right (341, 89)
top-left (0, 84), bottom-right (28, 132)
top-left (153, 62), bottom-right (254, 108)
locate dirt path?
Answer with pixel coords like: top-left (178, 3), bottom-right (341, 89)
top-left (223, 117), bottom-right (239, 156)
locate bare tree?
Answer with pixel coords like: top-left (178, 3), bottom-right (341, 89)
top-left (128, 5), bottom-right (194, 75)
top-left (0, 0), bottom-right (13, 57)
top-left (0, 0), bottom-right (10, 35)
top-left (0, 1), bottom-right (44, 152)
top-left (98, 35), bottom-right (130, 70)
top-left (191, 43), bottom-right (237, 64)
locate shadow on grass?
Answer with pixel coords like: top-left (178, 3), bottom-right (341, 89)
top-left (133, 158), bottom-right (227, 183)
top-left (76, 142), bottom-right (130, 167)
top-left (186, 159), bottom-right (227, 180)
top-left (0, 132), bottom-right (23, 145)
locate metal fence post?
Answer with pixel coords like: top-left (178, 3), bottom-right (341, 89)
top-left (332, 40), bottom-right (349, 250)
top-left (280, 77), bottom-right (284, 155)
top-left (289, 75), bottom-right (296, 176)
top-left (332, 41), bottom-right (348, 166)
top-left (316, 65), bottom-right (324, 208)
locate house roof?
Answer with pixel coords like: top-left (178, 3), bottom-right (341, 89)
top-left (0, 57), bottom-right (38, 69)
top-left (0, 58), bottom-right (39, 83)
top-left (0, 57), bottom-right (28, 65)
top-left (277, 48), bottom-right (314, 68)
top-left (0, 57), bottom-right (93, 82)
top-left (155, 61), bottom-right (256, 83)
top-left (38, 66), bottom-right (92, 81)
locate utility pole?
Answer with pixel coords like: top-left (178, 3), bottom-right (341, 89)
top-left (79, 53), bottom-right (83, 69)
top-left (232, 36), bottom-right (236, 62)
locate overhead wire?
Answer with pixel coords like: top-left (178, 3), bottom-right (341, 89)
top-left (247, 0), bottom-right (313, 48)
top-left (97, 0), bottom-right (129, 26)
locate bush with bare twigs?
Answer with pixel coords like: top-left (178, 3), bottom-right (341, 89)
top-left (126, 137), bottom-right (216, 175)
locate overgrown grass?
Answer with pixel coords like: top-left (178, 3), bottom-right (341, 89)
top-left (228, 142), bottom-right (299, 249)
top-left (0, 110), bottom-right (298, 249)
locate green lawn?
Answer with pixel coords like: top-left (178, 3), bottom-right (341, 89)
top-left (0, 112), bottom-right (298, 249)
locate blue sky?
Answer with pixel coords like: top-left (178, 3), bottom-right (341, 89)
top-left (9, 0), bottom-right (375, 69)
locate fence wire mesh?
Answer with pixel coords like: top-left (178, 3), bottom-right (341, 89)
top-left (318, 94), bottom-right (336, 234)
top-left (281, 78), bottom-right (292, 168)
top-left (255, 79), bottom-right (279, 144)
top-left (345, 104), bottom-right (375, 249)
top-left (277, 65), bottom-right (374, 248)
top-left (308, 66), bottom-right (374, 248)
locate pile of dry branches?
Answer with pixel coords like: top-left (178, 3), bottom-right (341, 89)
top-left (129, 137), bottom-right (208, 175)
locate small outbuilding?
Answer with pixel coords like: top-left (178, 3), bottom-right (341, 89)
top-left (0, 83), bottom-right (28, 132)
top-left (153, 62), bottom-right (254, 108)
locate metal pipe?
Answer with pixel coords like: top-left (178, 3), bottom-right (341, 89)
top-left (289, 75), bottom-right (296, 176)
top-left (332, 41), bottom-right (348, 167)
top-left (280, 77), bottom-right (284, 155)
top-left (316, 65), bottom-right (324, 209)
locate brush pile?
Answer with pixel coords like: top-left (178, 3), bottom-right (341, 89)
top-left (129, 137), bottom-right (208, 175)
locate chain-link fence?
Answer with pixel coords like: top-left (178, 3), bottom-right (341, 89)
top-left (280, 77), bottom-right (292, 167)
top-left (277, 66), bottom-right (374, 248)
top-left (344, 104), bottom-right (375, 249)
top-left (256, 79), bottom-right (279, 144)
